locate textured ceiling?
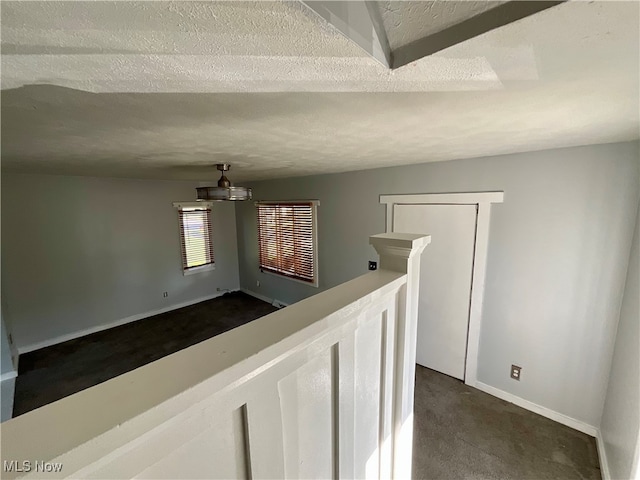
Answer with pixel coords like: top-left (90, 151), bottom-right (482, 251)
top-left (377, 1), bottom-right (508, 50)
top-left (1, 1), bottom-right (506, 92)
top-left (1, 0), bottom-right (638, 181)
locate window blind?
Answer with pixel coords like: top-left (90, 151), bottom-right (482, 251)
top-left (257, 202), bottom-right (315, 283)
top-left (178, 208), bottom-right (214, 270)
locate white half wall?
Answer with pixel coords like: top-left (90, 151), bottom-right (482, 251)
top-left (600, 199), bottom-right (640, 480)
top-left (1, 310), bottom-right (17, 422)
top-left (1, 173), bottom-right (240, 352)
top-left (1, 312), bottom-right (15, 376)
top-left (235, 141), bottom-right (640, 429)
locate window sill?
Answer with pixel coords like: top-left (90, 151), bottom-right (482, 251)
top-left (183, 264), bottom-right (216, 276)
top-left (260, 268), bottom-right (318, 288)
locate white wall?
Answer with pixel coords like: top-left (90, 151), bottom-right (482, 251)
top-left (236, 141), bottom-right (640, 428)
top-left (1, 173), bottom-right (240, 352)
top-left (601, 200), bottom-right (640, 480)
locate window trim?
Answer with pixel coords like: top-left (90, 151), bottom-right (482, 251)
top-left (173, 203), bottom-right (216, 276)
top-left (256, 200), bottom-right (320, 288)
top-left (182, 263), bottom-right (216, 276)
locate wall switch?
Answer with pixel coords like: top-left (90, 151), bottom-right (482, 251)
top-left (256, 280), bottom-right (260, 287)
top-left (510, 364), bottom-right (521, 381)
top-left (369, 261), bottom-right (377, 271)
top-left (163, 292), bottom-right (168, 298)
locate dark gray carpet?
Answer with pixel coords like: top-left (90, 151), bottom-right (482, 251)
top-left (13, 291), bottom-right (277, 417)
top-left (412, 366), bottom-right (601, 480)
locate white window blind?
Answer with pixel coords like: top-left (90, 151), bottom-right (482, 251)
top-left (256, 202), bottom-right (318, 285)
top-left (178, 208), bottom-right (214, 271)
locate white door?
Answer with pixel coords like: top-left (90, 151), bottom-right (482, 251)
top-left (393, 204), bottom-right (477, 380)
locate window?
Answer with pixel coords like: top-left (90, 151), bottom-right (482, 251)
top-left (256, 201), bottom-right (319, 286)
top-left (177, 207), bottom-right (215, 274)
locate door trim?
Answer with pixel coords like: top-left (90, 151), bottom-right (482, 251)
top-left (380, 192), bottom-right (504, 386)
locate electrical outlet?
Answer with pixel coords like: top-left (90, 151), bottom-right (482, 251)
top-left (510, 364), bottom-right (521, 381)
top-left (369, 261), bottom-right (377, 271)
top-left (163, 292), bottom-right (168, 298)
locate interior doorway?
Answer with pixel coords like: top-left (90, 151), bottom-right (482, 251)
top-left (380, 192), bottom-right (504, 385)
top-left (394, 204), bottom-right (477, 380)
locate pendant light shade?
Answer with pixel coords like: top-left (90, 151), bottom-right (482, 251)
top-left (196, 164), bottom-right (252, 201)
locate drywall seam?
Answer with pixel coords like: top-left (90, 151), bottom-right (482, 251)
top-left (475, 381), bottom-right (597, 436)
top-left (17, 290), bottom-right (240, 354)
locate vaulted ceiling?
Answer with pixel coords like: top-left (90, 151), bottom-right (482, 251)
top-left (1, 1), bottom-right (638, 181)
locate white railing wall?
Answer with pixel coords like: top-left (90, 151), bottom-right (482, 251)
top-left (0, 233), bottom-right (430, 480)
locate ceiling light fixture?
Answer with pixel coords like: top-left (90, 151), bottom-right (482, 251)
top-left (196, 164), bottom-right (252, 201)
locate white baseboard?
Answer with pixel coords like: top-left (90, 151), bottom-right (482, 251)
top-left (240, 288), bottom-right (274, 305)
top-left (18, 290), bottom-right (239, 355)
top-left (0, 370), bottom-right (17, 382)
top-left (475, 381), bottom-right (597, 437)
top-left (239, 288), bottom-right (290, 309)
top-left (595, 429), bottom-right (611, 479)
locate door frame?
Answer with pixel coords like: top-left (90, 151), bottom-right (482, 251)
top-left (380, 192), bottom-right (504, 386)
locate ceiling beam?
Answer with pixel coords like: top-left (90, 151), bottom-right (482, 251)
top-left (391, 1), bottom-right (566, 69)
top-left (301, 1), bottom-right (392, 68)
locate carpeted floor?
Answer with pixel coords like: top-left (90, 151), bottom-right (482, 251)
top-left (13, 291), bottom-right (277, 417)
top-left (412, 365), bottom-right (601, 479)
